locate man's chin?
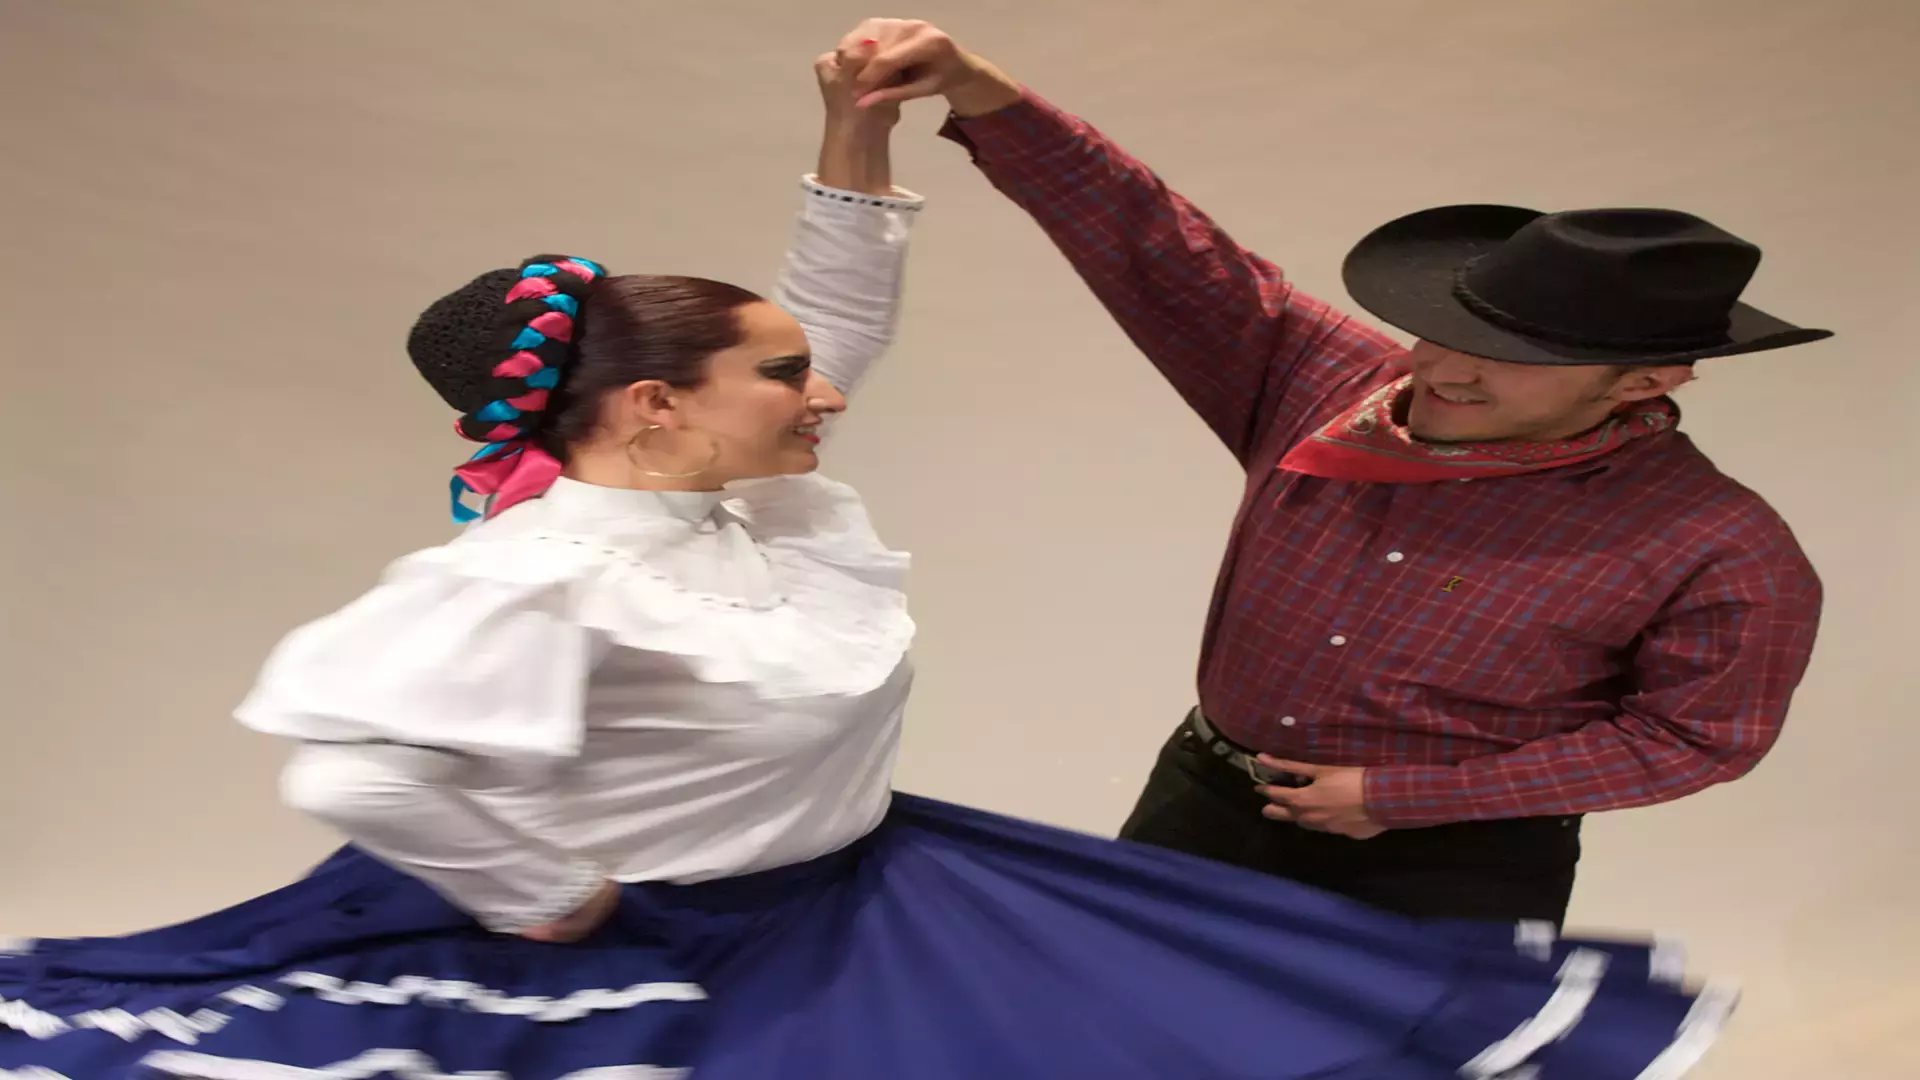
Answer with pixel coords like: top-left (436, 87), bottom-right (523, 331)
top-left (1406, 420), bottom-right (1473, 444)
top-left (1408, 411), bottom-right (1506, 444)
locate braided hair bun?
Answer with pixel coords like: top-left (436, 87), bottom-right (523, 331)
top-left (406, 255), bottom-right (606, 446)
top-left (406, 255), bottom-right (607, 521)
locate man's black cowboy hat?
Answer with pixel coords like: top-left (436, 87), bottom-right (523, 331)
top-left (1341, 204), bottom-right (1831, 366)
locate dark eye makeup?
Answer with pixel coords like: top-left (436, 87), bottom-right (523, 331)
top-left (759, 355), bottom-right (812, 386)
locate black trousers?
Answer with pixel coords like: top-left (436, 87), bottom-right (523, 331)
top-left (1119, 717), bottom-right (1583, 925)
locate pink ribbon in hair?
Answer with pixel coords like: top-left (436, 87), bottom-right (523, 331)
top-left (450, 437), bottom-right (564, 522)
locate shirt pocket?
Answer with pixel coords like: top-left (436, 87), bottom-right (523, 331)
top-left (1384, 549), bottom-right (1660, 711)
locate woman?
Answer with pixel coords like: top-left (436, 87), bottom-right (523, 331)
top-left (1, 50), bottom-right (1728, 1080)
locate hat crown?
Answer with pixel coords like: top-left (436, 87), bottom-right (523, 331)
top-left (1457, 208), bottom-right (1761, 350)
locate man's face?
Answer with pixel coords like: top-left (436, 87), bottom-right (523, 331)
top-left (1404, 341), bottom-right (1693, 443)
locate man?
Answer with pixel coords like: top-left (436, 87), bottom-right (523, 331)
top-left (838, 19), bottom-right (1827, 926)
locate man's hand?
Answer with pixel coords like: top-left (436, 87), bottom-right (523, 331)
top-left (833, 18), bottom-right (1022, 117)
top-left (1256, 757), bottom-right (1386, 840)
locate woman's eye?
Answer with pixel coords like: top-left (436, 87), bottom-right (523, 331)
top-left (763, 360), bottom-right (811, 385)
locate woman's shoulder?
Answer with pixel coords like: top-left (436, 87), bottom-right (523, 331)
top-left (298, 472), bottom-right (897, 613)
top-left (397, 527), bottom-right (617, 588)
top-left (460, 473), bottom-right (901, 573)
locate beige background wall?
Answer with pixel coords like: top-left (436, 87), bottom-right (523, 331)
top-left (2, 1), bottom-right (1914, 1075)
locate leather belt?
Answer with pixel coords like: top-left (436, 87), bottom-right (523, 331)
top-left (1186, 707), bottom-right (1307, 787)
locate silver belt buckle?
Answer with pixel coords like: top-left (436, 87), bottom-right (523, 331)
top-left (1195, 709), bottom-right (1288, 786)
top-left (1244, 752), bottom-right (1308, 788)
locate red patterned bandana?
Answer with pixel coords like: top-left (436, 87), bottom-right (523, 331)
top-left (1279, 375), bottom-right (1678, 484)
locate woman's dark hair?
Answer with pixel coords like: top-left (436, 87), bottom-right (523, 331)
top-left (534, 275), bottom-right (764, 458)
top-left (408, 261), bottom-right (764, 466)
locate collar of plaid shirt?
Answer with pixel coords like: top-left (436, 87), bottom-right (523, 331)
top-left (1278, 375), bottom-right (1679, 484)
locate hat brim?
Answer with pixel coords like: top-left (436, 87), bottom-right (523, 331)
top-left (1340, 204), bottom-right (1833, 366)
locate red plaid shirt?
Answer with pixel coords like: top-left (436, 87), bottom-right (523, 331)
top-left (943, 93), bottom-right (1823, 828)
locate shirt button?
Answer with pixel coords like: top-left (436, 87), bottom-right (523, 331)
top-left (1385, 551), bottom-right (1405, 563)
top-left (1329, 635), bottom-right (1348, 646)
top-left (1279, 715), bottom-right (1297, 727)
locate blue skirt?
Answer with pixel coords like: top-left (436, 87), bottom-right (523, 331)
top-left (1, 795), bottom-right (1730, 1079)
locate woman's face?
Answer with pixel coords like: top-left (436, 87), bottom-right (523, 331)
top-left (637, 301), bottom-right (846, 485)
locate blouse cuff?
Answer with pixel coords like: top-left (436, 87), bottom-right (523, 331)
top-left (475, 857), bottom-right (611, 934)
top-left (800, 175), bottom-right (925, 214)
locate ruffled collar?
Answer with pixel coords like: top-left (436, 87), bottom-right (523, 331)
top-left (450, 472), bottom-right (914, 699)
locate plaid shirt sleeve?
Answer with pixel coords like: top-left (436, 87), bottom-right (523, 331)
top-left (940, 91), bottom-right (1399, 464)
top-left (1363, 545), bottom-right (1824, 827)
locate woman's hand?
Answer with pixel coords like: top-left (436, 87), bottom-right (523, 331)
top-left (814, 41), bottom-right (896, 195)
top-left (817, 41), bottom-right (900, 131)
top-left (516, 879), bottom-right (621, 944)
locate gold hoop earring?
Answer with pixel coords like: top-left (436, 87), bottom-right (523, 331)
top-left (626, 424), bottom-right (721, 480)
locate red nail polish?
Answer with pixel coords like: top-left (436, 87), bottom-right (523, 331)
top-left (861, 38), bottom-right (878, 45)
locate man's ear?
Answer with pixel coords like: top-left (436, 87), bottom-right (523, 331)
top-left (1611, 364), bottom-right (1696, 403)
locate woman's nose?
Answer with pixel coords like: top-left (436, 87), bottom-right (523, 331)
top-left (805, 372), bottom-right (848, 414)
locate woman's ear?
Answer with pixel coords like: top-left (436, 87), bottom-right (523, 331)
top-left (615, 380), bottom-right (683, 429)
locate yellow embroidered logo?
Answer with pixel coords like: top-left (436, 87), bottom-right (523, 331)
top-left (1441, 576), bottom-right (1465, 593)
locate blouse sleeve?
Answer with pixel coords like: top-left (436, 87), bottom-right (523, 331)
top-left (235, 542), bottom-right (609, 931)
top-left (775, 176), bottom-right (924, 399)
top-left (279, 742), bottom-right (606, 932)
top-left (235, 545), bottom-right (597, 760)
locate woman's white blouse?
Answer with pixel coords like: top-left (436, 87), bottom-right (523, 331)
top-left (235, 178), bottom-right (924, 932)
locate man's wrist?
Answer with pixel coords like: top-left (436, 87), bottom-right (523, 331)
top-left (943, 56), bottom-right (1023, 118)
top-left (1361, 764), bottom-right (1472, 829)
